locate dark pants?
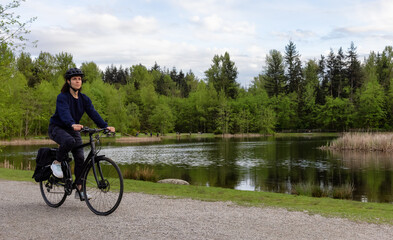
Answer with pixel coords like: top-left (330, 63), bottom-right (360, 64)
top-left (48, 124), bottom-right (84, 185)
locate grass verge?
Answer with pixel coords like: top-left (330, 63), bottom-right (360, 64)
top-left (1, 168), bottom-right (393, 225)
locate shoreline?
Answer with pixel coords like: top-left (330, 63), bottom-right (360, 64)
top-left (1, 132), bottom-right (339, 146)
top-left (0, 137), bottom-right (162, 146)
top-left (0, 133), bottom-right (268, 146)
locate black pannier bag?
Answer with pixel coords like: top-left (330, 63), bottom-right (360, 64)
top-left (32, 148), bottom-right (57, 182)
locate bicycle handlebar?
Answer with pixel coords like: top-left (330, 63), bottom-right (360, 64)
top-left (80, 127), bottom-right (114, 135)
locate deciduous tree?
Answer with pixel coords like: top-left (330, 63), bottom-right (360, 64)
top-left (0, 0), bottom-right (37, 50)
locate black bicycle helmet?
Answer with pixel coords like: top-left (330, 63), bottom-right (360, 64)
top-left (65, 68), bottom-right (84, 80)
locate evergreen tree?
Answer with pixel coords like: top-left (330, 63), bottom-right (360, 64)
top-left (325, 47), bottom-right (349, 99)
top-left (263, 49), bottom-right (286, 97)
top-left (326, 49), bottom-right (336, 97)
top-left (375, 46), bottom-right (393, 91)
top-left (284, 41), bottom-right (303, 94)
top-left (335, 47), bottom-right (347, 98)
top-left (170, 68), bottom-right (190, 98)
top-left (205, 52), bottom-right (239, 99)
top-left (116, 65), bottom-right (130, 85)
top-left (346, 42), bottom-right (362, 101)
top-left (152, 69), bottom-right (177, 96)
top-left (184, 70), bottom-right (198, 97)
top-left (150, 62), bottom-right (160, 72)
top-left (103, 64), bottom-right (118, 84)
top-left (102, 65), bottom-right (129, 85)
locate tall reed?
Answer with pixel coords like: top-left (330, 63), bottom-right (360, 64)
top-left (321, 132), bottom-right (393, 151)
top-left (122, 166), bottom-right (159, 182)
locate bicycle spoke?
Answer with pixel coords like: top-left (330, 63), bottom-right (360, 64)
top-left (40, 176), bottom-right (67, 208)
top-left (83, 157), bottom-right (123, 216)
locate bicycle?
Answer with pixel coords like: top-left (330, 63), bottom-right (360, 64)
top-left (39, 127), bottom-right (124, 216)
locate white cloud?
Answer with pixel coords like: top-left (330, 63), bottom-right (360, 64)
top-left (197, 14), bottom-right (255, 35)
top-left (203, 15), bottom-right (223, 32)
top-left (17, 0), bottom-right (393, 87)
top-left (274, 29), bottom-right (317, 42)
top-left (189, 15), bottom-right (256, 46)
top-left (326, 0), bottom-right (393, 39)
top-left (190, 16), bottom-right (200, 23)
top-left (171, 0), bottom-right (226, 15)
top-left (63, 10), bottom-right (160, 36)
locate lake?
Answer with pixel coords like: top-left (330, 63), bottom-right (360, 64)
top-left (1, 135), bottom-right (393, 203)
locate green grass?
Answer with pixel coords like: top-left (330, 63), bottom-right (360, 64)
top-left (1, 168), bottom-right (393, 225)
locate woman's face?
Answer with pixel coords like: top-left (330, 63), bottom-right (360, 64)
top-left (68, 76), bottom-right (82, 90)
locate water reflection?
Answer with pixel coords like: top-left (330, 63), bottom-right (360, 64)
top-left (1, 136), bottom-right (393, 203)
top-left (329, 150), bottom-right (393, 170)
top-left (327, 150), bottom-right (393, 203)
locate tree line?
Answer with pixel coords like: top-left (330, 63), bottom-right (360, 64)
top-left (1, 40), bottom-right (393, 139)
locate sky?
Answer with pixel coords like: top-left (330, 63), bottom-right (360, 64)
top-left (10, 0), bottom-right (393, 87)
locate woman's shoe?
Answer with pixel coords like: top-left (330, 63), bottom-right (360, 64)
top-left (50, 161), bottom-right (63, 178)
top-left (75, 191), bottom-right (91, 200)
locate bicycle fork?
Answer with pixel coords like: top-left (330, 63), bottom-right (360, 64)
top-left (90, 157), bottom-right (108, 190)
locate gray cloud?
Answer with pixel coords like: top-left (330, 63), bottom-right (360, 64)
top-left (322, 27), bottom-right (355, 40)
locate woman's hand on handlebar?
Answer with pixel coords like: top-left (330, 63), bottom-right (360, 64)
top-left (72, 124), bottom-right (84, 131)
top-left (106, 126), bottom-right (115, 132)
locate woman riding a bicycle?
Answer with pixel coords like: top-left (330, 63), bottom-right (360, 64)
top-left (48, 67), bottom-right (115, 200)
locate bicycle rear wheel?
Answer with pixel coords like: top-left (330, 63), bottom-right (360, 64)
top-left (40, 176), bottom-right (67, 207)
top-left (83, 157), bottom-right (123, 216)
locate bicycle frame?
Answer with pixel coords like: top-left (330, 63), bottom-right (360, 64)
top-left (61, 128), bottom-right (109, 195)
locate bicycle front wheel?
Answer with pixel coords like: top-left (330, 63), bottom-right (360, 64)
top-left (83, 157), bottom-right (123, 216)
top-left (40, 176), bottom-right (67, 208)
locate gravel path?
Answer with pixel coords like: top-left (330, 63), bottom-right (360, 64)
top-left (1, 180), bottom-right (393, 240)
